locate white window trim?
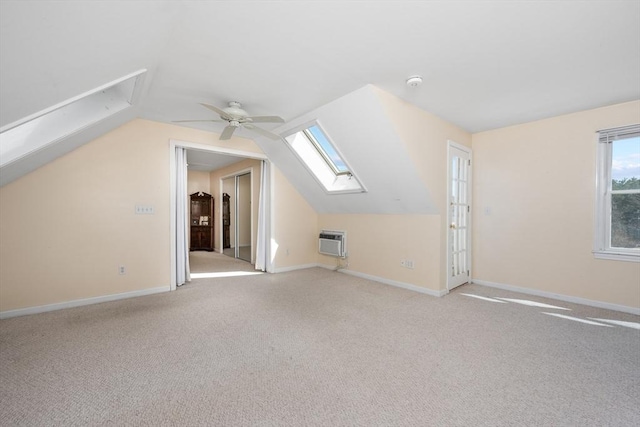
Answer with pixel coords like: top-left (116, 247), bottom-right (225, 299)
top-left (282, 120), bottom-right (366, 195)
top-left (593, 124), bottom-right (640, 263)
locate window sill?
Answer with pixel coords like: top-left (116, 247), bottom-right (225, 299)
top-left (593, 250), bottom-right (640, 263)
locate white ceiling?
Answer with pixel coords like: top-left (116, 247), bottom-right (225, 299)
top-left (186, 149), bottom-right (247, 172)
top-left (2, 1), bottom-right (638, 135)
top-left (0, 1), bottom-right (639, 193)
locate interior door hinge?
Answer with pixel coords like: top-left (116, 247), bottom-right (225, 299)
top-left (467, 270), bottom-right (470, 276)
top-left (468, 159), bottom-right (471, 166)
top-left (467, 205), bottom-right (470, 213)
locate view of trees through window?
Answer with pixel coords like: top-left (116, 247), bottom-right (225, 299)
top-left (611, 179), bottom-right (640, 248)
top-left (611, 136), bottom-right (640, 249)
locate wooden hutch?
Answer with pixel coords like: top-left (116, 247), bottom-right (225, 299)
top-left (190, 192), bottom-right (214, 251)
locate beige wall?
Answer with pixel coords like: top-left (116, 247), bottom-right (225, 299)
top-left (3, 101), bottom-right (637, 313)
top-left (0, 119), bottom-right (313, 312)
top-left (318, 215), bottom-right (441, 288)
top-left (187, 170), bottom-right (211, 195)
top-left (472, 101), bottom-right (640, 308)
top-left (317, 88), bottom-right (471, 293)
top-left (272, 167), bottom-right (319, 269)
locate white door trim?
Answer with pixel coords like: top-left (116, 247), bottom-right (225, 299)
top-left (446, 140), bottom-right (472, 291)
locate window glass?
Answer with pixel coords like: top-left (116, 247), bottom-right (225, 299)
top-left (306, 125), bottom-right (349, 173)
top-left (611, 137), bottom-right (640, 189)
top-left (284, 122), bottom-right (364, 194)
top-left (611, 193), bottom-right (640, 248)
top-left (595, 127), bottom-right (640, 260)
top-left (610, 136), bottom-right (640, 249)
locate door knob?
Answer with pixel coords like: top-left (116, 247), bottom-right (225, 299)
top-left (450, 223), bottom-right (456, 229)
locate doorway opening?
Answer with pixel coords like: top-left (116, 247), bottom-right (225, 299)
top-left (170, 139), bottom-right (271, 291)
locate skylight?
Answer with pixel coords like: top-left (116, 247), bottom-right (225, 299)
top-left (305, 125), bottom-right (349, 174)
top-left (0, 69), bottom-right (146, 168)
top-left (284, 122), bottom-right (365, 194)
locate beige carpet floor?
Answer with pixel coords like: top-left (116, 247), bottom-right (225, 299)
top-left (1, 254), bottom-right (639, 426)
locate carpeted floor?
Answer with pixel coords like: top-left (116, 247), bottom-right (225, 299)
top-left (190, 250), bottom-right (255, 274)
top-left (1, 254), bottom-right (639, 426)
top-left (221, 246), bottom-right (252, 263)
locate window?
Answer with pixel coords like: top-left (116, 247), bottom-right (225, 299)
top-left (284, 122), bottom-right (364, 194)
top-left (594, 124), bottom-right (640, 262)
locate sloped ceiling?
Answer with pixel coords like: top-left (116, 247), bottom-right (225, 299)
top-left (263, 85), bottom-right (438, 215)
top-left (1, 1), bottom-right (639, 188)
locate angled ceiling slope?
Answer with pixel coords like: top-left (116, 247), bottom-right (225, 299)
top-left (1, 1), bottom-right (638, 187)
top-left (254, 85), bottom-right (438, 215)
top-left (0, 71), bottom-right (147, 187)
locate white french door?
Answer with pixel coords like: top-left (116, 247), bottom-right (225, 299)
top-left (447, 142), bottom-right (472, 290)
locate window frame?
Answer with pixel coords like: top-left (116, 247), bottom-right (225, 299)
top-left (282, 120), bottom-right (366, 195)
top-left (593, 124), bottom-right (640, 262)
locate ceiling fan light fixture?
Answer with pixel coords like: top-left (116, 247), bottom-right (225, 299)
top-left (178, 101), bottom-right (284, 140)
top-left (406, 75), bottom-right (423, 87)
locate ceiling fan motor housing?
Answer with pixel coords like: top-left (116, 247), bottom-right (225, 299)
top-left (223, 101), bottom-right (248, 120)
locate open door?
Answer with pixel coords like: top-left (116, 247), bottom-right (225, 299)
top-left (447, 142), bottom-right (472, 290)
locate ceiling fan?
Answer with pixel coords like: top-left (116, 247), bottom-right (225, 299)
top-left (174, 101), bottom-right (284, 140)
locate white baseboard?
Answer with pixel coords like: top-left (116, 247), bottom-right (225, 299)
top-left (316, 263), bottom-right (447, 297)
top-left (272, 263), bottom-right (321, 273)
top-left (472, 279), bottom-right (640, 315)
top-left (0, 286), bottom-right (171, 319)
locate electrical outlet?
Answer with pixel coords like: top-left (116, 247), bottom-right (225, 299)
top-left (401, 260), bottom-right (414, 269)
top-left (119, 266), bottom-right (126, 275)
top-left (135, 205), bottom-right (155, 215)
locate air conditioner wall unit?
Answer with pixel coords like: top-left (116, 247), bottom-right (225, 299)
top-left (318, 230), bottom-right (346, 258)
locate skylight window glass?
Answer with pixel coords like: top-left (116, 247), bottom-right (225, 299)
top-left (284, 122), bottom-right (365, 194)
top-left (305, 125), bottom-right (349, 174)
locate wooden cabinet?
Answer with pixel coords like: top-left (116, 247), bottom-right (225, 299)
top-left (190, 192), bottom-right (214, 251)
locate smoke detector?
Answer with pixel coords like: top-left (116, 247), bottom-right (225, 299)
top-left (406, 75), bottom-right (423, 87)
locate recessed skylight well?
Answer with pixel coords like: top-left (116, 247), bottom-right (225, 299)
top-left (283, 121), bottom-right (365, 194)
top-left (0, 69), bottom-right (146, 168)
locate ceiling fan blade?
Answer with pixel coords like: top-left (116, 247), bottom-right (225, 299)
top-left (220, 125), bottom-right (237, 140)
top-left (173, 119), bottom-right (226, 123)
top-left (246, 115), bottom-right (285, 123)
top-left (245, 124), bottom-right (281, 140)
top-left (200, 103), bottom-right (231, 119)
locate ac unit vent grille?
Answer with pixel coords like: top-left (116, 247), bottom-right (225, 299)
top-left (318, 230), bottom-right (346, 258)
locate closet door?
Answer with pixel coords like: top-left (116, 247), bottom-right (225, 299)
top-left (237, 173), bottom-right (251, 262)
